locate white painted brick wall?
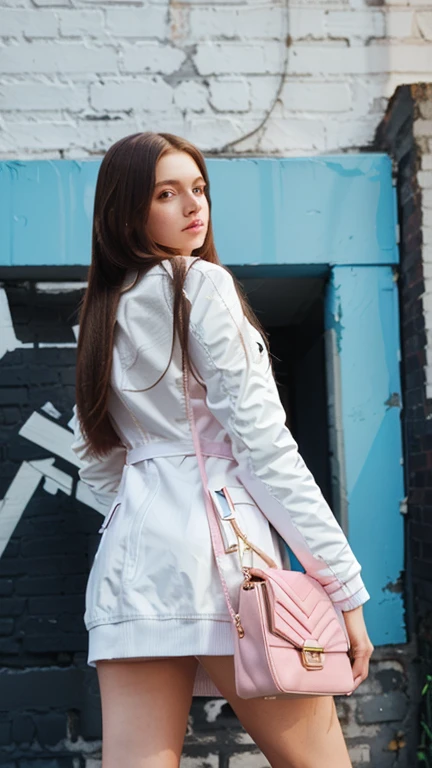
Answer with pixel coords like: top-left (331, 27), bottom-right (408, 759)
top-left (1, 1), bottom-right (432, 402)
top-left (0, 0), bottom-right (431, 159)
top-left (418, 98), bottom-right (432, 399)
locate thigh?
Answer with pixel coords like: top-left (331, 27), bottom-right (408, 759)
top-left (197, 655), bottom-right (352, 768)
top-left (96, 656), bottom-right (198, 768)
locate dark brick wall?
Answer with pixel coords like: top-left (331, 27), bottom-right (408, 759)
top-left (0, 283), bottom-right (100, 765)
top-left (375, 85), bottom-right (432, 645)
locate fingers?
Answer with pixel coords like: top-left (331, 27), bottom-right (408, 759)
top-left (350, 643), bottom-right (374, 690)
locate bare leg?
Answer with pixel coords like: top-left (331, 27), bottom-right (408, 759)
top-left (198, 655), bottom-right (352, 768)
top-left (96, 656), bottom-right (198, 768)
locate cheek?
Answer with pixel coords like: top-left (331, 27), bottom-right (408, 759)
top-left (147, 205), bottom-right (176, 239)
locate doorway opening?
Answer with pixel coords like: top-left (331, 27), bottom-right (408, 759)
top-left (236, 272), bottom-right (333, 511)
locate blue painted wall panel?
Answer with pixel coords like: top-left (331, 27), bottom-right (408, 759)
top-left (325, 266), bottom-right (405, 646)
top-left (0, 155), bottom-right (398, 268)
top-left (0, 160), bottom-right (98, 267)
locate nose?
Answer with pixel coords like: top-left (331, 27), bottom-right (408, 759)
top-left (185, 190), bottom-right (202, 215)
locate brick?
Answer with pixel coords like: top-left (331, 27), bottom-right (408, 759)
top-left (32, 0), bottom-right (71, 7)
top-left (0, 83), bottom-right (88, 111)
top-left (105, 7), bottom-right (167, 38)
top-left (16, 576), bottom-right (64, 595)
top-left (33, 712), bottom-right (67, 746)
top-left (229, 753), bottom-right (270, 767)
top-left (0, 10), bottom-right (58, 38)
top-left (260, 115), bottom-right (327, 152)
top-left (387, 10), bottom-right (416, 39)
top-left (12, 713), bottom-right (35, 744)
top-left (90, 78), bottom-right (173, 111)
top-left (0, 637), bottom-right (20, 654)
top-left (1, 121), bottom-right (78, 152)
top-left (287, 43), bottom-right (432, 76)
top-left (357, 692), bottom-right (409, 724)
top-left (325, 10), bottom-right (385, 38)
top-left (417, 12), bottom-right (432, 41)
top-left (121, 42), bottom-right (186, 75)
top-left (209, 78), bottom-right (249, 112)
top-left (247, 75), bottom-right (280, 111)
top-left (420, 102), bottom-right (432, 120)
top-left (189, 6), bottom-right (284, 39)
top-left (414, 119), bottom-right (432, 139)
top-left (28, 595), bottom-right (84, 614)
top-left (280, 80), bottom-right (351, 112)
top-left (194, 42), bottom-right (283, 76)
top-left (418, 170), bottom-right (432, 188)
top-left (325, 116), bottom-right (382, 150)
top-left (286, 8), bottom-right (325, 39)
top-left (0, 619), bottom-right (14, 636)
top-left (0, 387), bottom-right (28, 405)
top-left (23, 617), bottom-right (59, 635)
top-left (0, 579), bottom-right (13, 596)
top-left (185, 115), bottom-right (244, 151)
top-left (58, 10), bottom-right (104, 37)
top-left (0, 721), bottom-right (11, 746)
top-left (0, 42), bottom-right (117, 74)
top-left (174, 80), bottom-right (208, 111)
top-left (0, 597), bottom-right (26, 616)
top-left (28, 633), bottom-right (87, 653)
top-left (348, 743), bottom-right (371, 764)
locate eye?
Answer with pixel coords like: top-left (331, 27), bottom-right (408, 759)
top-left (158, 190), bottom-right (173, 199)
top-left (194, 185), bottom-right (206, 195)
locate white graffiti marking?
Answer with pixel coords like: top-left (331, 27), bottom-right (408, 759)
top-left (41, 402), bottom-right (62, 420)
top-left (0, 287), bottom-right (104, 559)
top-left (19, 412), bottom-right (80, 468)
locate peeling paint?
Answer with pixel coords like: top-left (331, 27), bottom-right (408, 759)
top-left (385, 392), bottom-right (401, 409)
top-left (329, 299), bottom-right (345, 355)
top-left (383, 574), bottom-right (404, 594)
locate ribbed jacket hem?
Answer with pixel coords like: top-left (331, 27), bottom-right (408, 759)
top-left (87, 616), bottom-right (234, 668)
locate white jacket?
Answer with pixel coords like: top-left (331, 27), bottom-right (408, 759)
top-left (71, 256), bottom-right (369, 639)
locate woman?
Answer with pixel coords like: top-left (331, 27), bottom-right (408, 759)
top-left (71, 131), bottom-right (373, 768)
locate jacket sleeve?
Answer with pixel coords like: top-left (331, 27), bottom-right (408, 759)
top-left (70, 404), bottom-right (127, 516)
top-left (186, 262), bottom-right (370, 612)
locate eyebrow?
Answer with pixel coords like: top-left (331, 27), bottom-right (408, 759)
top-left (154, 176), bottom-right (205, 189)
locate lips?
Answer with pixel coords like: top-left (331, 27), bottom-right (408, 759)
top-left (183, 219), bottom-right (204, 231)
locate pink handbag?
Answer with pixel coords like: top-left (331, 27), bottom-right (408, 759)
top-left (183, 363), bottom-right (355, 699)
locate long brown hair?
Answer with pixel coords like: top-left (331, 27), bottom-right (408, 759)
top-left (76, 131), bottom-right (271, 458)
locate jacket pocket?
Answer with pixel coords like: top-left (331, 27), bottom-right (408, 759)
top-left (98, 499), bottom-right (122, 534)
top-left (122, 467), bottom-right (161, 584)
top-left (210, 484), bottom-right (261, 568)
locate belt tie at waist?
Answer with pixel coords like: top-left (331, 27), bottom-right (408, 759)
top-left (126, 440), bottom-right (234, 465)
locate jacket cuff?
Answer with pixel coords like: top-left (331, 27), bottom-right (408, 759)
top-left (324, 574), bottom-right (370, 611)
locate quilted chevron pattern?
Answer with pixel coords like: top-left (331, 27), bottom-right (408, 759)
top-left (250, 568), bottom-right (350, 652)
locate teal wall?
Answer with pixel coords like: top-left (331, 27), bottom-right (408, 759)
top-left (0, 154), bottom-right (397, 268)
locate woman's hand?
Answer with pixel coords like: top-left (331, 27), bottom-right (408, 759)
top-left (342, 604), bottom-right (374, 691)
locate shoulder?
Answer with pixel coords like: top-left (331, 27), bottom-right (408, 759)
top-left (178, 257), bottom-right (238, 304)
top-left (118, 257), bottom-right (237, 321)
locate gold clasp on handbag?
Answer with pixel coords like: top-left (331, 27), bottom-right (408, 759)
top-left (242, 567), bottom-right (255, 590)
top-left (301, 646), bottom-right (324, 670)
top-left (234, 614), bottom-right (245, 638)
